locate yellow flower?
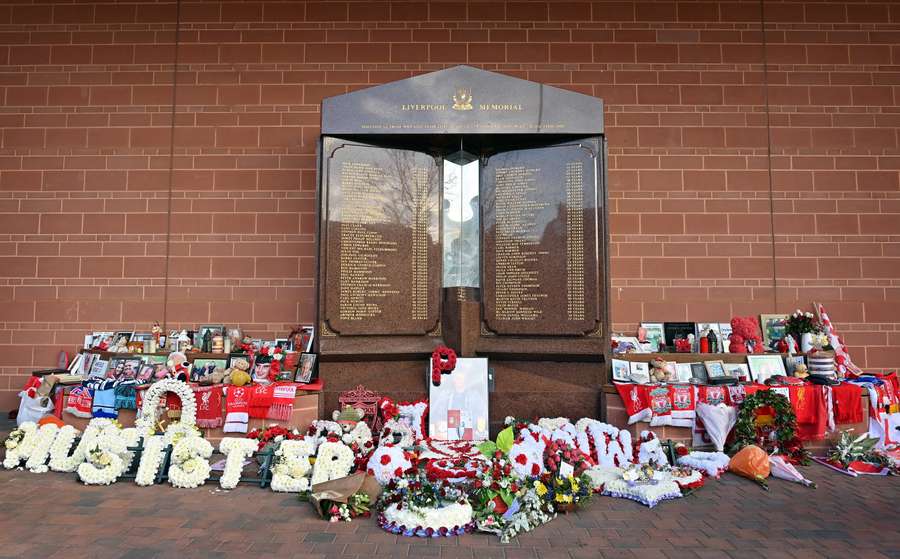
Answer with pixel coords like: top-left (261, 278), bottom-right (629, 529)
top-left (571, 479), bottom-right (579, 492)
top-left (535, 482), bottom-right (547, 496)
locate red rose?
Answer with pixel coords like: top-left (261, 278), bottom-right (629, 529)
top-left (394, 467), bottom-right (403, 476)
top-left (515, 454), bottom-right (528, 465)
top-left (531, 463), bottom-right (540, 476)
top-left (380, 454), bottom-right (391, 465)
top-left (675, 446), bottom-right (689, 457)
top-left (367, 468), bottom-right (374, 475)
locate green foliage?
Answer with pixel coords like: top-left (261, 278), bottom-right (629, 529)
top-left (496, 427), bottom-right (514, 455)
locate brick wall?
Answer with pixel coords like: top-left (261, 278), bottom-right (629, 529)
top-left (1, 0), bottom-right (898, 409)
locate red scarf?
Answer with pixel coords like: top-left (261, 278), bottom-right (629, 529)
top-left (249, 383), bottom-right (275, 419)
top-left (831, 383), bottom-right (863, 424)
top-left (194, 385), bottom-right (223, 429)
top-left (224, 386), bottom-right (250, 433)
top-left (267, 383), bottom-right (297, 421)
top-left (790, 385), bottom-right (827, 441)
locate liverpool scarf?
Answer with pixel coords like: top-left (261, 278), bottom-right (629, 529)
top-left (267, 383), bottom-right (297, 421)
top-left (224, 386), bottom-right (250, 433)
top-left (65, 386), bottom-right (93, 418)
top-left (194, 385), bottom-right (223, 429)
top-left (249, 384), bottom-right (275, 419)
top-left (832, 383), bottom-right (863, 424)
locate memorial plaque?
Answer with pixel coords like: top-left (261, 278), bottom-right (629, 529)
top-left (322, 141), bottom-right (441, 335)
top-left (482, 142), bottom-right (601, 336)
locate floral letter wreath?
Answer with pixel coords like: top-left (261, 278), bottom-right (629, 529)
top-left (310, 440), bottom-right (355, 486)
top-left (430, 345), bottom-right (457, 386)
top-left (271, 438), bottom-right (315, 492)
top-left (48, 425), bottom-right (81, 472)
top-left (25, 423), bottom-right (61, 473)
top-left (3, 422), bottom-right (38, 469)
top-left (219, 437), bottom-right (259, 490)
top-left (731, 390), bottom-right (808, 463)
top-left (168, 435), bottom-right (213, 488)
top-left (366, 444), bottom-right (413, 485)
top-left (135, 378), bottom-right (198, 436)
top-left (76, 419), bottom-right (131, 485)
top-left (135, 435), bottom-right (166, 486)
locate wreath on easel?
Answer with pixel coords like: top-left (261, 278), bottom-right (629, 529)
top-left (731, 390), bottom-right (809, 464)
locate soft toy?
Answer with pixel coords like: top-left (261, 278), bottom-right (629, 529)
top-left (649, 358), bottom-right (671, 383)
top-left (224, 357), bottom-right (251, 387)
top-left (729, 316), bottom-right (763, 354)
top-left (166, 351), bottom-right (190, 382)
top-left (112, 335), bottom-right (130, 353)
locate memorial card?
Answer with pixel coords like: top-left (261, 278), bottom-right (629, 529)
top-left (629, 361), bottom-right (650, 384)
top-left (747, 355), bottom-right (786, 384)
top-left (429, 357), bottom-right (489, 441)
top-left (611, 359), bottom-right (631, 382)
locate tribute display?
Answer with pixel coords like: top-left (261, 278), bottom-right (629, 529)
top-left (482, 143), bottom-right (601, 336)
top-left (321, 141), bottom-right (441, 336)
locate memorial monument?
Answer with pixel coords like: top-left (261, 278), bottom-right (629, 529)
top-left (316, 66), bottom-right (609, 430)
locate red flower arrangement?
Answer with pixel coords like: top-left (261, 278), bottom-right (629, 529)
top-left (542, 439), bottom-right (593, 479)
top-left (430, 345), bottom-right (457, 386)
top-left (246, 425), bottom-right (299, 452)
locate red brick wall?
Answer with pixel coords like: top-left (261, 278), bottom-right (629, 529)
top-left (1, 0), bottom-right (898, 408)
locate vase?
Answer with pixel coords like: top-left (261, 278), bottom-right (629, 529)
top-left (800, 333), bottom-right (814, 353)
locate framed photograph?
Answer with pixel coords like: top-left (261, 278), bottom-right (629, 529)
top-left (297, 326), bottom-right (315, 353)
top-left (759, 314), bottom-right (789, 349)
top-left (191, 358), bottom-right (226, 382)
top-left (252, 360), bottom-right (271, 384)
top-left (747, 354), bottom-right (786, 384)
top-left (196, 325), bottom-right (225, 351)
top-left (275, 338), bottom-right (293, 352)
top-left (639, 322), bottom-right (665, 352)
top-left (294, 353), bottom-right (318, 384)
top-left (718, 323), bottom-right (733, 352)
top-left (690, 362), bottom-right (708, 384)
top-left (92, 332), bottom-right (113, 349)
top-left (79, 353), bottom-right (97, 377)
top-left (113, 331), bottom-right (134, 346)
top-left (429, 357), bottom-right (489, 441)
top-left (109, 357), bottom-right (142, 380)
top-left (664, 322), bottom-right (696, 347)
top-left (785, 355), bottom-right (806, 376)
top-left (83, 334), bottom-right (93, 349)
top-left (675, 363), bottom-right (695, 383)
top-left (89, 358), bottom-right (109, 379)
top-left (611, 359), bottom-right (631, 382)
top-left (629, 361), bottom-right (650, 384)
top-left (724, 363), bottom-right (751, 382)
top-left (136, 363), bottom-right (156, 382)
top-left (704, 360), bottom-right (727, 379)
top-left (612, 336), bottom-right (645, 354)
top-left (146, 354), bottom-right (168, 365)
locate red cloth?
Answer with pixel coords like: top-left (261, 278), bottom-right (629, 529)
top-left (267, 383), bottom-right (297, 421)
top-left (249, 383), bottom-right (275, 419)
top-left (194, 385), bottom-right (223, 429)
top-left (614, 382), bottom-right (651, 424)
top-left (790, 385), bottom-right (828, 441)
top-left (224, 385), bottom-right (250, 433)
top-left (832, 383), bottom-right (863, 424)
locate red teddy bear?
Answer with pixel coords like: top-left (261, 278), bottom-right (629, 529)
top-left (729, 316), bottom-right (764, 354)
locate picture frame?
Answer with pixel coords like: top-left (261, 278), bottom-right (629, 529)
top-left (252, 361), bottom-right (271, 384)
top-left (298, 326), bottom-right (315, 353)
top-left (612, 336), bottom-right (645, 354)
top-left (275, 338), bottom-right (293, 352)
top-left (109, 357), bottom-right (142, 380)
top-left (759, 314), bottom-right (789, 349)
top-left (785, 355), bottom-right (806, 376)
top-left (639, 322), bottom-right (665, 352)
top-left (294, 353), bottom-right (318, 384)
top-left (747, 354), bottom-right (786, 384)
top-left (136, 363), bottom-right (156, 382)
top-left (428, 357), bottom-right (489, 441)
top-left (690, 362), bottom-right (708, 384)
top-left (695, 322), bottom-right (720, 338)
top-left (704, 360), bottom-right (727, 379)
top-left (146, 354), bottom-right (168, 365)
top-left (92, 332), bottom-right (113, 349)
top-left (611, 359), bottom-right (631, 382)
top-left (724, 363), bottom-right (751, 382)
top-left (675, 363), bottom-right (695, 383)
top-left (664, 322), bottom-right (696, 348)
top-left (191, 358), bottom-right (226, 382)
top-left (629, 362), bottom-right (650, 384)
top-left (89, 358), bottom-right (109, 379)
top-left (113, 331), bottom-right (134, 343)
top-left (718, 323), bottom-right (733, 352)
top-left (197, 325), bottom-right (225, 351)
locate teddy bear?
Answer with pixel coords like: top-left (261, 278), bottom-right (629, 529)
top-left (165, 351), bottom-right (190, 382)
top-left (728, 316), bottom-right (763, 354)
top-left (649, 357), bottom-right (673, 383)
top-left (223, 356), bottom-right (251, 386)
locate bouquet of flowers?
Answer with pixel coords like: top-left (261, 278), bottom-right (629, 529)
top-left (784, 310), bottom-right (822, 340)
top-left (828, 430), bottom-right (893, 470)
top-left (246, 424), bottom-right (300, 452)
top-left (323, 491), bottom-right (371, 522)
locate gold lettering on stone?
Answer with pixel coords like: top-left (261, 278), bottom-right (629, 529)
top-left (566, 161), bottom-right (585, 321)
top-left (493, 166), bottom-right (549, 321)
top-left (411, 167), bottom-right (429, 320)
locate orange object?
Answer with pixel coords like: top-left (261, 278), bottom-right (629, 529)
top-left (730, 445), bottom-right (770, 488)
top-left (38, 415), bottom-right (65, 428)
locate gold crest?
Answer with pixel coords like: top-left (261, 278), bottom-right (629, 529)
top-left (452, 87), bottom-right (473, 111)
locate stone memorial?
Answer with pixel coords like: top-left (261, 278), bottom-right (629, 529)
top-left (316, 66), bottom-right (609, 428)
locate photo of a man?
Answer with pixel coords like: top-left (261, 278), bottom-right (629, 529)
top-left (429, 358), bottom-right (488, 441)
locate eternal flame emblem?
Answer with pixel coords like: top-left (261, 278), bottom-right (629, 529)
top-left (452, 87), bottom-right (473, 110)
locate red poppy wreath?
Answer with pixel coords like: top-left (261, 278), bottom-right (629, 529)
top-left (430, 345), bottom-right (457, 386)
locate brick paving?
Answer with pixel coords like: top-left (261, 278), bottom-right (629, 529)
top-left (1, 425), bottom-right (897, 559)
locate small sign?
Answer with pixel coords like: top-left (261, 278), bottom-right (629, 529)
top-left (559, 461), bottom-right (575, 478)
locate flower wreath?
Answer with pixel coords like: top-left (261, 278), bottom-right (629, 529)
top-left (425, 457), bottom-right (479, 483)
top-left (430, 345), bottom-right (457, 386)
top-left (135, 435), bottom-right (166, 486)
top-left (379, 398), bottom-right (428, 441)
top-left (48, 425), bottom-right (81, 472)
top-left (311, 439), bottom-right (355, 485)
top-left (510, 435), bottom-right (546, 478)
top-left (135, 378), bottom-right (198, 436)
top-left (575, 419), bottom-right (633, 469)
top-left (76, 420), bottom-right (131, 485)
top-left (3, 422), bottom-right (38, 469)
top-left (305, 420), bottom-right (342, 450)
top-left (731, 390), bottom-right (809, 463)
top-left (24, 423), bottom-right (60, 473)
top-left (380, 419), bottom-right (415, 448)
top-left (676, 451), bottom-right (730, 478)
top-left (271, 438), bottom-right (314, 493)
top-left (168, 435), bottom-right (213, 488)
top-left (367, 443), bottom-right (414, 485)
top-left (218, 437), bottom-right (259, 490)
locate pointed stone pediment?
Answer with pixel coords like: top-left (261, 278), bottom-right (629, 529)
top-left (321, 65), bottom-right (604, 135)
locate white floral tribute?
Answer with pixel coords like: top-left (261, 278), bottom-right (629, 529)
top-left (509, 433), bottom-right (546, 479)
top-left (341, 421), bottom-right (372, 448)
top-left (536, 417), bottom-right (570, 433)
top-left (168, 435), bottom-right (213, 489)
top-left (271, 438), bottom-right (315, 492)
top-left (583, 465), bottom-right (623, 491)
top-left (218, 437), bottom-right (259, 490)
top-left (576, 419), bottom-right (633, 468)
top-left (135, 435), bottom-right (165, 487)
top-left (48, 425), bottom-right (81, 472)
top-left (310, 440), bottom-right (354, 485)
top-left (366, 443), bottom-right (412, 485)
top-left (3, 422), bottom-right (38, 469)
top-left (381, 501), bottom-right (473, 532)
top-left (676, 451), bottom-right (730, 478)
top-left (395, 401), bottom-right (428, 440)
top-left (307, 420), bottom-right (342, 450)
top-left (602, 465), bottom-right (683, 508)
top-left (637, 431), bottom-right (669, 466)
top-left (76, 420), bottom-right (131, 485)
top-left (25, 423), bottom-right (60, 473)
top-left (379, 419), bottom-right (414, 448)
top-left (135, 378), bottom-right (197, 436)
